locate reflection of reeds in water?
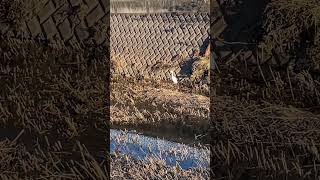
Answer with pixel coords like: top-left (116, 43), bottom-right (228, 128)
top-left (110, 129), bottom-right (210, 179)
top-left (110, 0), bottom-right (209, 13)
top-left (111, 152), bottom-right (209, 179)
top-left (110, 129), bottom-right (210, 167)
top-left (111, 0), bottom-right (177, 13)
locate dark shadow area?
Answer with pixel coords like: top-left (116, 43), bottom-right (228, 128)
top-left (0, 0), bottom-right (109, 179)
top-left (212, 0), bottom-right (269, 62)
top-left (218, 0), bottom-right (269, 42)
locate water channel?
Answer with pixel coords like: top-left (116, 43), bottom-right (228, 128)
top-left (110, 129), bottom-right (210, 170)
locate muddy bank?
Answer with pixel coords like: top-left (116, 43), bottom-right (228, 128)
top-left (111, 79), bottom-right (210, 144)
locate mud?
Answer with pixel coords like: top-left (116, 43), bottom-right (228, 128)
top-left (111, 79), bottom-right (210, 144)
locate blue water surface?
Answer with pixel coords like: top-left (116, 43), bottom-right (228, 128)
top-left (110, 129), bottom-right (209, 170)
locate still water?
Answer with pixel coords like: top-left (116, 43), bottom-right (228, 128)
top-left (110, 129), bottom-right (209, 170)
top-left (110, 0), bottom-right (209, 13)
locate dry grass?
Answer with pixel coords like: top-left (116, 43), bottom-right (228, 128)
top-left (0, 37), bottom-right (107, 138)
top-left (0, 0), bottom-right (48, 27)
top-left (0, 0), bottom-right (25, 22)
top-left (111, 79), bottom-right (210, 143)
top-left (0, 35), bottom-right (108, 178)
top-left (212, 59), bottom-right (320, 108)
top-left (111, 153), bottom-right (209, 180)
top-left (111, 56), bottom-right (126, 70)
top-left (260, 0), bottom-right (320, 70)
top-left (0, 137), bottom-right (108, 179)
top-left (211, 42), bottom-right (320, 179)
top-left (0, 24), bottom-right (210, 179)
top-left (210, 0), bottom-right (320, 179)
top-left (191, 56), bottom-right (210, 83)
top-left (210, 96), bottom-right (320, 179)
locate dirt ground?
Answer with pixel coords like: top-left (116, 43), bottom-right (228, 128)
top-left (111, 77), bottom-right (210, 144)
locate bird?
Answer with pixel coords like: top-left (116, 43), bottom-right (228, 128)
top-left (170, 70), bottom-right (178, 84)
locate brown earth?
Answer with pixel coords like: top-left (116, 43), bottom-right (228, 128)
top-left (110, 78), bottom-right (210, 144)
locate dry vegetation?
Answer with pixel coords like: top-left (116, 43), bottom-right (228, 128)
top-left (111, 153), bottom-right (209, 180)
top-left (111, 78), bottom-right (210, 144)
top-left (191, 56), bottom-right (210, 83)
top-left (211, 0), bottom-right (320, 179)
top-left (0, 1), bottom-right (212, 179)
top-left (109, 52), bottom-right (211, 177)
top-left (0, 137), bottom-right (108, 179)
top-left (0, 36), bottom-right (109, 178)
top-left (260, 0), bottom-right (320, 71)
top-left (0, 0), bottom-right (26, 24)
top-left (0, 0), bottom-right (49, 29)
top-left (5, 0), bottom-right (320, 179)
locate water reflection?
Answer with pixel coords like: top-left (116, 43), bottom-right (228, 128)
top-left (110, 129), bottom-right (209, 170)
top-left (110, 0), bottom-right (209, 13)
